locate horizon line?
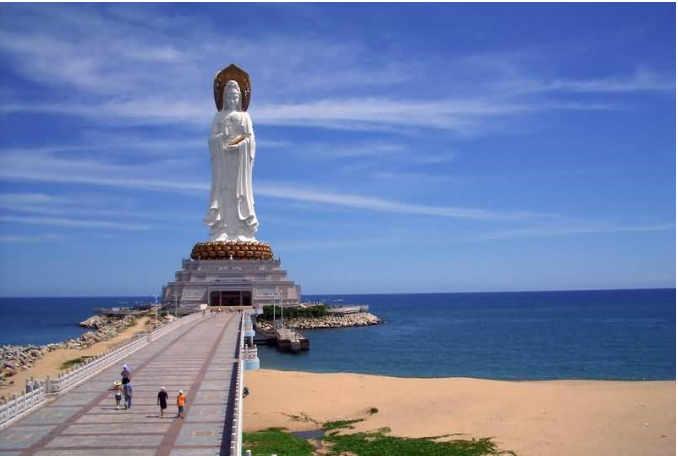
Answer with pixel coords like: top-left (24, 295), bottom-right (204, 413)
top-left (1, 286), bottom-right (674, 299)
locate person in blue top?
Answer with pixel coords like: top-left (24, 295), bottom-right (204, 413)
top-left (123, 382), bottom-right (133, 409)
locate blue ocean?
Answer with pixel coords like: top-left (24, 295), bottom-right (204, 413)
top-left (0, 297), bottom-right (153, 346)
top-left (0, 289), bottom-right (675, 380)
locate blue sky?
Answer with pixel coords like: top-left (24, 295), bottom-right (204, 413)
top-left (0, 3), bottom-right (675, 296)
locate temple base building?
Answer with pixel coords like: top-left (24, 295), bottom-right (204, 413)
top-left (162, 257), bottom-right (301, 313)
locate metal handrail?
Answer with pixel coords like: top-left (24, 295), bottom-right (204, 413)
top-left (230, 312), bottom-right (246, 456)
top-left (242, 346), bottom-right (258, 360)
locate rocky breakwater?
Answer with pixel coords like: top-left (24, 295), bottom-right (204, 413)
top-left (77, 314), bottom-right (142, 347)
top-left (1, 314), bottom-right (159, 390)
top-left (0, 345), bottom-right (49, 388)
top-left (257, 312), bottom-right (381, 331)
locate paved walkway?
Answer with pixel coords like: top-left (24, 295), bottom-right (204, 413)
top-left (0, 312), bottom-right (241, 456)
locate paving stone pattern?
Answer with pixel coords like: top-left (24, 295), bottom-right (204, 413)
top-left (0, 313), bottom-right (241, 456)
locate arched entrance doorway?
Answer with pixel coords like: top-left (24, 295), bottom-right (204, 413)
top-left (209, 289), bottom-right (252, 307)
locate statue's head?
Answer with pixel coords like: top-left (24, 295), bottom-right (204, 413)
top-left (223, 80), bottom-right (242, 112)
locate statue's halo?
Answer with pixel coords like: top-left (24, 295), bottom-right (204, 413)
top-left (214, 63), bottom-right (251, 112)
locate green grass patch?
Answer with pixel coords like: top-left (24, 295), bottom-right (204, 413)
top-left (243, 428), bottom-right (315, 456)
top-left (124, 317), bottom-right (137, 328)
top-left (323, 418), bottom-right (365, 431)
top-left (324, 429), bottom-right (517, 456)
top-left (59, 357), bottom-right (83, 370)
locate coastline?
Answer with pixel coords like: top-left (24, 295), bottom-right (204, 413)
top-left (0, 315), bottom-right (157, 400)
top-left (243, 369), bottom-right (676, 456)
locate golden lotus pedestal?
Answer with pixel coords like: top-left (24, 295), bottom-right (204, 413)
top-left (190, 241), bottom-right (274, 261)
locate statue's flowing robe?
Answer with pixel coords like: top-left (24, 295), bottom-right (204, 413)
top-left (205, 110), bottom-right (258, 240)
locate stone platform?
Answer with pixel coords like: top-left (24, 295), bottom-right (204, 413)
top-left (161, 258), bottom-right (301, 312)
top-left (0, 312), bottom-right (241, 456)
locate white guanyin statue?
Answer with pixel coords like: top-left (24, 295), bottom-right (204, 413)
top-left (204, 70), bottom-right (258, 242)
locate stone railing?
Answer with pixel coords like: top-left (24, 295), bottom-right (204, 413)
top-left (0, 384), bottom-right (46, 431)
top-left (46, 333), bottom-right (147, 395)
top-left (0, 312), bottom-right (202, 430)
top-left (230, 312), bottom-right (246, 456)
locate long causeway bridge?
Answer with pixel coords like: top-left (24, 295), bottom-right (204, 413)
top-left (0, 311), bottom-right (254, 456)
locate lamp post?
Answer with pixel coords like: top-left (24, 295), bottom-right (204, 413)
top-left (275, 286), bottom-right (282, 328)
top-left (172, 291), bottom-right (179, 319)
top-left (280, 288), bottom-right (284, 327)
top-left (153, 294), bottom-right (159, 327)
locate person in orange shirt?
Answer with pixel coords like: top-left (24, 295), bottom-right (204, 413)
top-left (176, 389), bottom-right (186, 418)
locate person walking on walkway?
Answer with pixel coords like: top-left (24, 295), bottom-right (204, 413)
top-left (176, 389), bottom-right (186, 418)
top-left (123, 381), bottom-right (133, 410)
top-left (157, 386), bottom-right (169, 418)
top-left (113, 381), bottom-right (123, 410)
top-left (121, 364), bottom-right (132, 385)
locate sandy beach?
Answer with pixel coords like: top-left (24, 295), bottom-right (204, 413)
top-left (244, 369), bottom-right (675, 456)
top-left (0, 316), bottom-right (153, 400)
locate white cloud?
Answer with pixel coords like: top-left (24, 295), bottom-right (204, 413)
top-left (0, 192), bottom-right (185, 221)
top-left (0, 4), bottom-right (651, 136)
top-left (251, 97), bottom-right (613, 133)
top-left (0, 193), bottom-right (67, 206)
top-left (499, 67), bottom-right (675, 95)
top-left (368, 171), bottom-right (454, 182)
top-left (0, 215), bottom-right (151, 231)
top-left (0, 233), bottom-right (71, 244)
top-left (275, 236), bottom-right (407, 252)
top-left (256, 183), bottom-right (540, 221)
top-left (468, 223), bottom-right (675, 240)
top-left (0, 147), bottom-right (540, 222)
top-left (0, 149), bottom-right (207, 193)
top-left (292, 142), bottom-right (408, 159)
top-left (286, 141), bottom-right (458, 165)
top-left (0, 95), bottom-right (615, 135)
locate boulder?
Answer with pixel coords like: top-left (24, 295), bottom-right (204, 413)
top-left (3, 367), bottom-right (16, 377)
top-left (80, 315), bottom-right (106, 329)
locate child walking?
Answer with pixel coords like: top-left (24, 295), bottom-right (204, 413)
top-left (176, 389), bottom-right (186, 419)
